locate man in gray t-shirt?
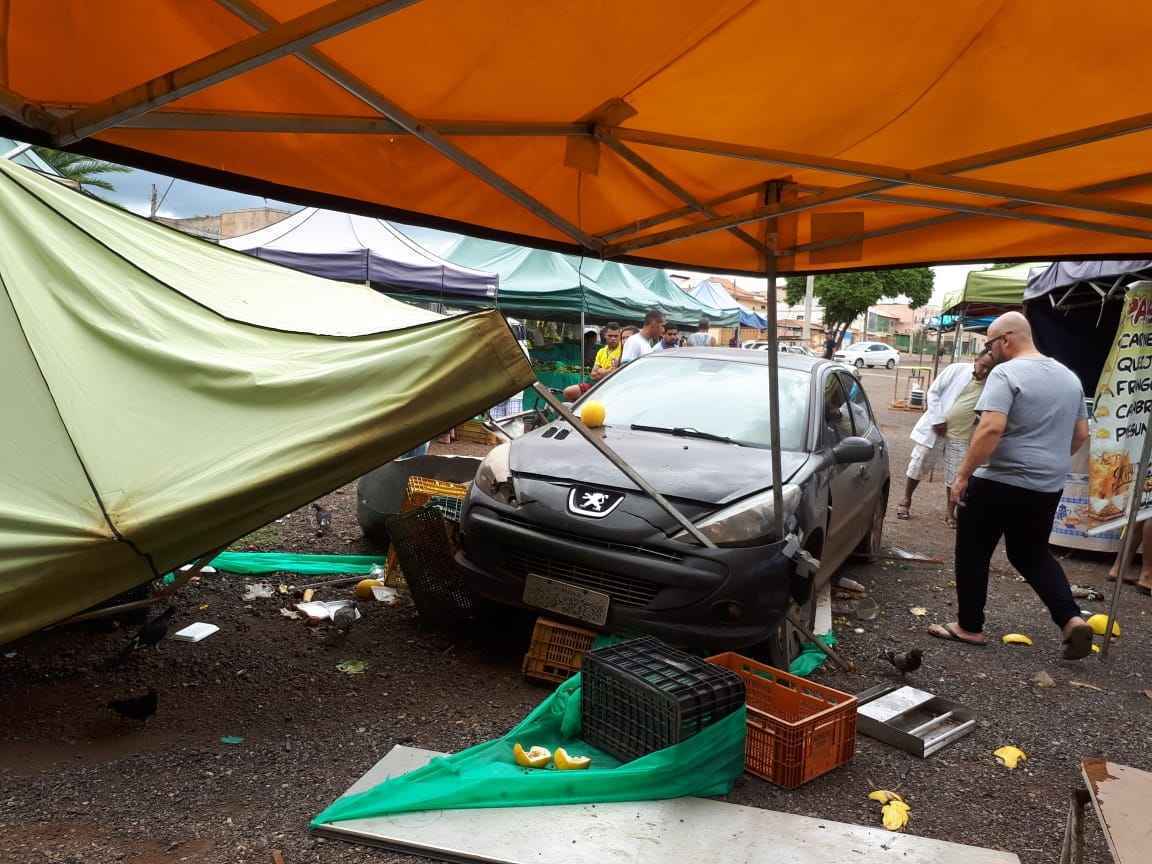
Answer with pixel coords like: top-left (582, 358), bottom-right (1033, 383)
top-left (929, 312), bottom-right (1094, 659)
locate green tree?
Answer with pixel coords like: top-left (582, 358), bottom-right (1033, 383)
top-left (31, 147), bottom-right (132, 192)
top-left (786, 268), bottom-right (934, 357)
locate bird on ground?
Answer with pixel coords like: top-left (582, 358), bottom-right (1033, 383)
top-left (311, 502), bottom-right (332, 537)
top-left (102, 606), bottom-right (176, 668)
top-left (883, 647), bottom-right (924, 676)
top-left (107, 688), bottom-right (158, 722)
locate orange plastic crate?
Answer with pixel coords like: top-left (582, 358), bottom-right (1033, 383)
top-left (521, 617), bottom-right (597, 684)
top-left (707, 652), bottom-right (857, 788)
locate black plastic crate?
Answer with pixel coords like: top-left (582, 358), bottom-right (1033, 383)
top-left (581, 636), bottom-right (745, 763)
top-left (384, 507), bottom-right (474, 624)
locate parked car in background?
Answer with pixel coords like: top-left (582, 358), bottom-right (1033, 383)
top-left (456, 348), bottom-right (889, 662)
top-left (834, 341), bottom-right (901, 369)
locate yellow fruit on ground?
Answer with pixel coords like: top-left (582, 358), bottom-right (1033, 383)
top-left (881, 802), bottom-right (910, 831)
top-left (994, 745), bottom-right (1027, 769)
top-left (867, 790), bottom-right (904, 804)
top-left (579, 400), bottom-right (606, 428)
top-left (513, 742), bottom-right (552, 768)
top-left (1086, 614), bottom-right (1120, 637)
top-left (554, 747), bottom-right (591, 770)
top-left (354, 578), bottom-right (383, 600)
top-left (1001, 633), bottom-right (1033, 646)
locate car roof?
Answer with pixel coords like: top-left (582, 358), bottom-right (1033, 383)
top-left (640, 346), bottom-right (826, 373)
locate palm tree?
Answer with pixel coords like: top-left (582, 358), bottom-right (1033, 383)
top-left (31, 147), bottom-right (132, 192)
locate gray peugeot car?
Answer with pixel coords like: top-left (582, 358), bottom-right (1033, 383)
top-left (456, 348), bottom-right (889, 661)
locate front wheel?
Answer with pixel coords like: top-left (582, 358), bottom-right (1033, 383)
top-left (886, 358), bottom-right (896, 369)
top-left (854, 358), bottom-right (864, 368)
top-left (764, 591), bottom-right (816, 670)
top-left (855, 489), bottom-right (888, 557)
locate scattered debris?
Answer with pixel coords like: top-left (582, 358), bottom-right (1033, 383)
top-left (854, 628), bottom-right (866, 634)
top-left (867, 789), bottom-right (905, 804)
top-left (909, 607), bottom-right (928, 617)
top-left (296, 600), bottom-right (361, 625)
top-left (1069, 680), bottom-right (1105, 692)
top-left (198, 603), bottom-right (209, 610)
top-left (220, 736), bottom-right (245, 745)
top-left (513, 742), bottom-right (552, 768)
top-left (279, 608), bottom-right (301, 620)
top-left (278, 583), bottom-right (290, 595)
top-left (371, 585), bottom-right (400, 605)
top-left (354, 578), bottom-right (384, 600)
top-left (271, 851), bottom-right (285, 864)
top-left (242, 582), bottom-right (276, 601)
top-left (3, 651), bottom-right (16, 659)
top-left (1144, 690), bottom-right (1152, 701)
top-left (179, 563), bottom-right (217, 574)
top-left (302, 588), bottom-right (316, 603)
top-left (336, 660), bottom-right (367, 675)
top-left (1070, 585), bottom-right (1105, 601)
top-left (993, 745), bottom-right (1027, 769)
top-left (1030, 671), bottom-right (1056, 688)
top-left (854, 597), bottom-right (879, 620)
top-left (1002, 633), bottom-right (1034, 646)
top-left (171, 622), bottom-right (219, 643)
top-left (833, 575), bottom-right (867, 595)
top-left (867, 789), bottom-right (910, 831)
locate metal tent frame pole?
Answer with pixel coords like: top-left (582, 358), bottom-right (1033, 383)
top-left (1100, 427), bottom-right (1152, 658)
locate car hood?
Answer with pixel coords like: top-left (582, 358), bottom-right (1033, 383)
top-left (509, 424), bottom-right (809, 506)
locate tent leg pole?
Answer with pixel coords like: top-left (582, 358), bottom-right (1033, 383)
top-left (531, 383), bottom-right (715, 548)
top-left (932, 317), bottom-right (944, 380)
top-left (1100, 426), bottom-right (1152, 659)
top-left (765, 253), bottom-right (785, 540)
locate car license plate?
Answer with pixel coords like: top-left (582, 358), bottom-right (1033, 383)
top-left (523, 574), bottom-right (610, 626)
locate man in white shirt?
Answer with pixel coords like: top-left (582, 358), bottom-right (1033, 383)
top-left (621, 309), bottom-right (665, 363)
top-left (896, 359), bottom-right (974, 520)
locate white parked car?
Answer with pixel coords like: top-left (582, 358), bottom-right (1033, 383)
top-left (834, 341), bottom-right (901, 369)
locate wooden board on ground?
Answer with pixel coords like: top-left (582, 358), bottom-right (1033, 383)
top-left (1081, 758), bottom-right (1152, 864)
top-left (314, 746), bottom-right (1020, 864)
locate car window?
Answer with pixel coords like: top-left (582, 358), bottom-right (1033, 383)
top-left (821, 373), bottom-right (854, 444)
top-left (583, 356), bottom-right (810, 450)
top-left (838, 371), bottom-right (874, 434)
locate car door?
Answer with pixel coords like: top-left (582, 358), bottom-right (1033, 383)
top-left (817, 370), bottom-right (861, 571)
top-left (839, 370), bottom-right (887, 534)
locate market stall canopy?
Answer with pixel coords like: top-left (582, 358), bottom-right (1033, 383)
top-left (1025, 260), bottom-right (1152, 304)
top-left (6, 2), bottom-right (1152, 275)
top-left (624, 266), bottom-right (740, 328)
top-left (0, 159), bottom-right (532, 645)
top-left (691, 278), bottom-right (766, 329)
top-left (221, 206), bottom-right (498, 301)
top-left (941, 262), bottom-right (1045, 317)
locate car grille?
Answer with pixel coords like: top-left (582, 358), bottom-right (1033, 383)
top-left (504, 551), bottom-right (661, 608)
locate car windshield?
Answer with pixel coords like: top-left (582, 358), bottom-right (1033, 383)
top-left (581, 356), bottom-right (809, 450)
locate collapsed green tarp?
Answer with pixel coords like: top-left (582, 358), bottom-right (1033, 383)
top-left (201, 552), bottom-right (387, 576)
top-left (0, 159), bottom-right (534, 645)
top-left (313, 674), bottom-right (746, 825)
top-left (941, 262), bottom-right (1044, 316)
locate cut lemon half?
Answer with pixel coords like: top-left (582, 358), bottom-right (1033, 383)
top-left (554, 747), bottom-right (591, 770)
top-left (513, 742), bottom-right (552, 768)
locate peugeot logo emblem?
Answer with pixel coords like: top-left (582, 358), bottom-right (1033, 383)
top-left (567, 486), bottom-right (624, 519)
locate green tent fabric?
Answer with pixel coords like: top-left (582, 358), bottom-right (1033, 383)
top-left (443, 235), bottom-right (733, 328)
top-left (941, 262), bottom-right (1045, 316)
top-left (0, 159), bottom-right (534, 645)
top-left (625, 264), bottom-right (741, 328)
top-left (312, 674), bottom-right (746, 825)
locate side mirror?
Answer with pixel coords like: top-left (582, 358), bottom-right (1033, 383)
top-left (833, 436), bottom-right (875, 464)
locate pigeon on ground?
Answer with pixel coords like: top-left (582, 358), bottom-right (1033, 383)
top-left (883, 647), bottom-right (924, 676)
top-left (107, 688), bottom-right (158, 722)
top-left (102, 606), bottom-right (176, 668)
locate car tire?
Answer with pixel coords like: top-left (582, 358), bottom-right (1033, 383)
top-left (854, 358), bottom-right (864, 368)
top-left (886, 358), bottom-right (895, 369)
top-left (764, 590), bottom-right (817, 670)
top-left (855, 488), bottom-right (888, 557)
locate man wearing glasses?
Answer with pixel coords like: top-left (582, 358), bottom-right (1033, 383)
top-left (929, 311), bottom-right (1094, 659)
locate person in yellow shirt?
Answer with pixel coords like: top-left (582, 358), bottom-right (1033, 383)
top-left (564, 322), bottom-right (622, 400)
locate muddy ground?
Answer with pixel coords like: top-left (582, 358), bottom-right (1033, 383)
top-left (2, 367), bottom-right (1148, 864)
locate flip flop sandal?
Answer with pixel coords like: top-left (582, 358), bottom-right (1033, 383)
top-left (1062, 623), bottom-right (1094, 660)
top-left (896, 504), bottom-right (911, 520)
top-left (928, 622), bottom-right (987, 647)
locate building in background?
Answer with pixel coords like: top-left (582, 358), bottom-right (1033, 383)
top-left (156, 207), bottom-right (293, 242)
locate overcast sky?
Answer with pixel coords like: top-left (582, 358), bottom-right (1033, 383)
top-left (91, 161), bottom-right (985, 306)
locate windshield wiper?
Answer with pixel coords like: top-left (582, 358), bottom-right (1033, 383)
top-left (630, 424), bottom-right (740, 445)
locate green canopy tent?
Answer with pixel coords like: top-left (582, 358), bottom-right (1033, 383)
top-left (0, 160), bottom-right (533, 645)
top-left (941, 262), bottom-right (1046, 317)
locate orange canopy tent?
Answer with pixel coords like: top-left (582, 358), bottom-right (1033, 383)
top-left (3, 0), bottom-right (1152, 278)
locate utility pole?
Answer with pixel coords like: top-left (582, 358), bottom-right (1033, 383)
top-left (801, 274), bottom-right (814, 344)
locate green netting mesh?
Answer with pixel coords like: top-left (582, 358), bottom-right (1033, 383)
top-left (312, 673), bottom-right (746, 825)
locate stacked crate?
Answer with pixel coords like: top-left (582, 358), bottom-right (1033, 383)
top-left (521, 617), bottom-right (597, 684)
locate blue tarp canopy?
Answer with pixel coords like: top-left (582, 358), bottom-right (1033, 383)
top-left (690, 278), bottom-right (766, 329)
top-left (222, 208), bottom-right (498, 302)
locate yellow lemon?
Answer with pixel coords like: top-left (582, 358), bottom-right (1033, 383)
top-left (1086, 614), bottom-right (1120, 637)
top-left (993, 745), bottom-right (1027, 769)
top-left (579, 400), bottom-right (606, 428)
top-left (1092, 644), bottom-right (1101, 654)
top-left (354, 578), bottom-right (383, 600)
top-left (513, 742), bottom-right (552, 768)
top-left (554, 747), bottom-right (591, 770)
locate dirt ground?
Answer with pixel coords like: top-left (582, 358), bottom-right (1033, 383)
top-left (2, 366), bottom-right (1149, 864)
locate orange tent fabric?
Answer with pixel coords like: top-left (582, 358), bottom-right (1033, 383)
top-left (4, 0), bottom-right (1152, 274)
